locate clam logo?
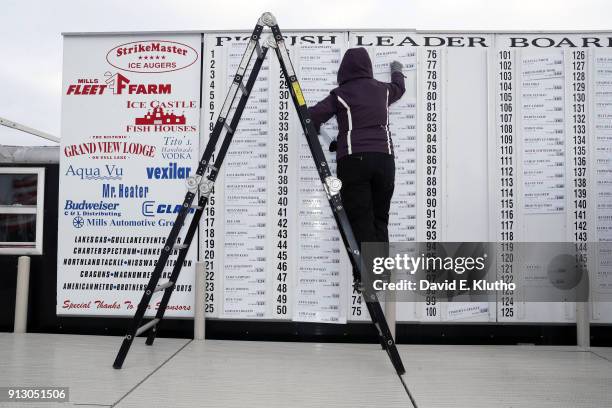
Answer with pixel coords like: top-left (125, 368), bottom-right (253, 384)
top-left (106, 40), bottom-right (198, 73)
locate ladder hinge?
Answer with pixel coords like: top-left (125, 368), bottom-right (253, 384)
top-left (324, 176), bottom-right (342, 197)
top-left (154, 281), bottom-right (175, 293)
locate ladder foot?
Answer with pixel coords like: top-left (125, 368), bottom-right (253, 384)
top-left (145, 328), bottom-right (157, 346)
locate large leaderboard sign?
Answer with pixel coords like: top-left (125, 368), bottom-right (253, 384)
top-left (58, 35), bottom-right (201, 316)
top-left (59, 31), bottom-right (612, 324)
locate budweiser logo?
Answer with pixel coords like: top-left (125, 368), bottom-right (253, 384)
top-left (106, 40), bottom-right (198, 73)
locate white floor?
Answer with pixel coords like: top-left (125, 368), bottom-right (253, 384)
top-left (0, 333), bottom-right (610, 408)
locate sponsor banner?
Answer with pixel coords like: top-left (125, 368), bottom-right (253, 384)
top-left (57, 35), bottom-right (201, 316)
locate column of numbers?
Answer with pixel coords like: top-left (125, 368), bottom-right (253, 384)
top-left (570, 50), bottom-right (588, 270)
top-left (203, 47), bottom-right (217, 315)
top-left (498, 49), bottom-right (516, 318)
top-left (274, 70), bottom-right (290, 317)
top-left (424, 48), bottom-right (441, 318)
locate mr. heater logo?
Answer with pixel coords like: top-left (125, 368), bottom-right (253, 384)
top-left (106, 40), bottom-right (198, 73)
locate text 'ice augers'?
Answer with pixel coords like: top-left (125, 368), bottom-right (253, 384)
top-left (112, 12), bottom-right (406, 377)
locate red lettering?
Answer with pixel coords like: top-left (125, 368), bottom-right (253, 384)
top-left (94, 300), bottom-right (120, 309)
top-left (62, 300), bottom-right (91, 309)
top-left (66, 84), bottom-right (107, 95)
top-left (127, 101), bottom-right (146, 108)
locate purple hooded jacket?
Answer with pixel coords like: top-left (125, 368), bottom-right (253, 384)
top-left (307, 47), bottom-right (406, 159)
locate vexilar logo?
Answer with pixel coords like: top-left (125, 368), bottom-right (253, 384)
top-left (146, 162), bottom-right (191, 179)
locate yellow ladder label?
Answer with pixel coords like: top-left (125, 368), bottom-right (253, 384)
top-left (292, 81), bottom-right (306, 106)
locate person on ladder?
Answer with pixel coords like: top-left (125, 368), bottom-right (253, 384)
top-left (308, 47), bottom-right (405, 286)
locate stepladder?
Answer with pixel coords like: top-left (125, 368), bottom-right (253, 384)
top-left (112, 12), bottom-right (407, 380)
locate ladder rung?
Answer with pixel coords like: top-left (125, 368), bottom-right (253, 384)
top-left (191, 204), bottom-right (203, 210)
top-left (173, 244), bottom-right (187, 250)
top-left (135, 318), bottom-right (159, 336)
top-left (223, 121), bottom-right (233, 134)
top-left (154, 281), bottom-right (174, 293)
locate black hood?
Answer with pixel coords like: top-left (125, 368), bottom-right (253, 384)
top-left (337, 47), bottom-right (373, 85)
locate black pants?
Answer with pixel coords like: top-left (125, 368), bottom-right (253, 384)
top-left (337, 152), bottom-right (395, 282)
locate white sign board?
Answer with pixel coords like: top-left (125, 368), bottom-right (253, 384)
top-left (57, 34), bottom-right (201, 316)
top-left (57, 30), bottom-right (612, 324)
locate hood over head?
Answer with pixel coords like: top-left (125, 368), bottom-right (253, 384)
top-left (337, 47), bottom-right (373, 85)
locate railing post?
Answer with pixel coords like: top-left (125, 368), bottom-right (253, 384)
top-left (14, 256), bottom-right (31, 333)
top-left (576, 301), bottom-right (590, 350)
top-left (194, 262), bottom-right (205, 341)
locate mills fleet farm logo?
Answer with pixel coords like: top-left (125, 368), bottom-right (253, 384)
top-left (106, 40), bottom-right (198, 73)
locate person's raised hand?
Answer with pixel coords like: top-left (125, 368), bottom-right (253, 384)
top-left (390, 60), bottom-right (403, 74)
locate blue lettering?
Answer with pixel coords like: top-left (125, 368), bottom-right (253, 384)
top-left (145, 162), bottom-right (191, 179)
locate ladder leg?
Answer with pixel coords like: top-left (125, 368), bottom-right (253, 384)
top-left (113, 20), bottom-right (269, 369)
top-left (145, 48), bottom-right (269, 344)
top-left (268, 22), bottom-right (407, 376)
top-left (364, 300), bottom-right (387, 350)
top-left (113, 190), bottom-right (196, 369)
top-left (146, 46), bottom-right (268, 345)
top-left (366, 291), bottom-right (405, 374)
top-left (146, 199), bottom-right (206, 346)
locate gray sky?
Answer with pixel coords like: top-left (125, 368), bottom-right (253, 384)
top-left (1, 0), bottom-right (611, 146)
